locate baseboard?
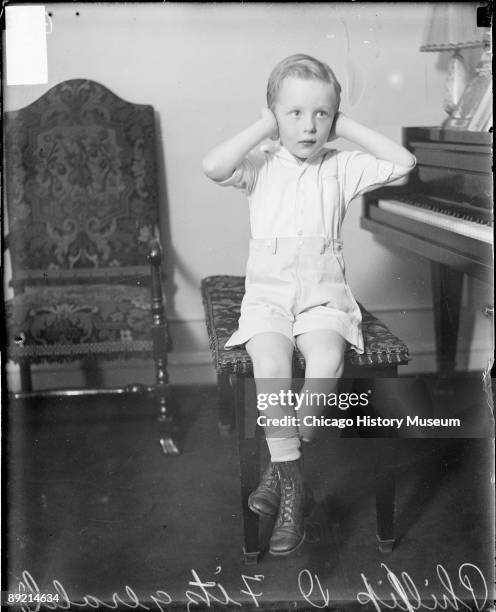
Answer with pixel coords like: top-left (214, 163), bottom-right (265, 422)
top-left (400, 342), bottom-right (493, 375)
top-left (167, 351), bottom-right (216, 385)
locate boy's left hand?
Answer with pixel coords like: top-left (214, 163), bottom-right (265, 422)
top-left (328, 111), bottom-right (416, 168)
top-left (327, 111), bottom-right (347, 142)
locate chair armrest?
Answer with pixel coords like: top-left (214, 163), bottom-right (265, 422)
top-left (147, 237), bottom-right (171, 353)
top-left (147, 238), bottom-right (162, 268)
top-left (3, 233), bottom-right (25, 293)
top-left (147, 238), bottom-right (165, 307)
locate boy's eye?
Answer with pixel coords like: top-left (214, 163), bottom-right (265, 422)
top-left (290, 110), bottom-right (300, 117)
top-left (317, 110), bottom-right (329, 118)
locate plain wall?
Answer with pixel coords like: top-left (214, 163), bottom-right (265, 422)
top-left (3, 3), bottom-right (492, 385)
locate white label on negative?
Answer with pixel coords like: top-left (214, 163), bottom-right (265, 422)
top-left (5, 5), bottom-right (48, 85)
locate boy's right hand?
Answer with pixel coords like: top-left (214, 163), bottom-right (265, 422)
top-left (259, 107), bottom-right (279, 141)
top-left (203, 107), bottom-right (280, 182)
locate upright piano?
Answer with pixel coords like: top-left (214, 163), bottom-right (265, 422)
top-left (362, 127), bottom-right (493, 375)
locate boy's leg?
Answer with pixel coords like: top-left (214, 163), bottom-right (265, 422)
top-left (246, 332), bottom-right (308, 555)
top-left (246, 332), bottom-right (299, 461)
top-left (295, 329), bottom-right (346, 442)
top-left (245, 332), bottom-right (297, 517)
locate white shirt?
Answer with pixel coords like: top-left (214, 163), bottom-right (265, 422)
top-left (219, 143), bottom-right (413, 240)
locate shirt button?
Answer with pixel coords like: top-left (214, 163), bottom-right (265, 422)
top-left (297, 230), bottom-right (303, 236)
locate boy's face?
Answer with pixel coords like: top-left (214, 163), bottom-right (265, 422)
top-left (273, 76), bottom-right (338, 161)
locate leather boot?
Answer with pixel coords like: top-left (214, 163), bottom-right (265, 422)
top-left (248, 463), bottom-right (315, 518)
top-left (269, 459), bottom-right (305, 555)
top-left (248, 463), bottom-right (280, 517)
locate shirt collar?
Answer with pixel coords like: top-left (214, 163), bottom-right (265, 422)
top-left (272, 143), bottom-right (328, 167)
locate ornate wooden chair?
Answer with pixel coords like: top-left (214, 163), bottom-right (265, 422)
top-left (4, 79), bottom-right (177, 454)
top-left (202, 275), bottom-right (409, 562)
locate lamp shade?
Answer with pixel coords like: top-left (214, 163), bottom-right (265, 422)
top-left (420, 3), bottom-right (486, 51)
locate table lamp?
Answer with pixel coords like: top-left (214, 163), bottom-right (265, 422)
top-left (420, 3), bottom-right (486, 115)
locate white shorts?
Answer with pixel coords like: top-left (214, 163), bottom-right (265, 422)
top-left (225, 236), bottom-right (364, 353)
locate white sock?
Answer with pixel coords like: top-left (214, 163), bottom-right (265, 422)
top-left (266, 437), bottom-right (301, 462)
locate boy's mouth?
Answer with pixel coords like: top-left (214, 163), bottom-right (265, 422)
top-left (298, 140), bottom-right (316, 145)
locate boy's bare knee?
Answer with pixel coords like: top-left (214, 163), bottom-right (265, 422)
top-left (252, 353), bottom-right (290, 378)
top-left (246, 333), bottom-right (294, 378)
top-left (306, 350), bottom-right (344, 378)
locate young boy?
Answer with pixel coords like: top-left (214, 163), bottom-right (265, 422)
top-left (203, 54), bottom-right (415, 556)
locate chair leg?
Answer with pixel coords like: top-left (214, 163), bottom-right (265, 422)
top-left (154, 349), bottom-right (179, 455)
top-left (156, 381), bottom-right (179, 456)
top-left (148, 241), bottom-right (179, 455)
top-left (232, 374), bottom-right (260, 563)
top-left (152, 320), bottom-right (179, 455)
top-left (19, 359), bottom-right (32, 392)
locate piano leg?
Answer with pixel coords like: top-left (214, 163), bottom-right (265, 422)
top-left (431, 261), bottom-right (464, 379)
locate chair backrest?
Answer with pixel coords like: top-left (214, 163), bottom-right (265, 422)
top-left (4, 79), bottom-right (160, 287)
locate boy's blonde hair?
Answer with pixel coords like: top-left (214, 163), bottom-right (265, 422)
top-left (267, 54), bottom-right (341, 110)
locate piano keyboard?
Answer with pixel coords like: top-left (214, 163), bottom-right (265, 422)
top-left (378, 199), bottom-right (493, 245)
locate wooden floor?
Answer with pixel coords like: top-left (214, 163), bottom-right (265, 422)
top-left (4, 379), bottom-right (494, 611)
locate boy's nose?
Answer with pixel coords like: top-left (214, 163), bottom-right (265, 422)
top-left (303, 117), bottom-right (316, 133)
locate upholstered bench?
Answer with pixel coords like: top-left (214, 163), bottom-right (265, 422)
top-left (201, 274), bottom-right (410, 562)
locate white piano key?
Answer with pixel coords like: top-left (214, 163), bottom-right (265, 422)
top-left (378, 199), bottom-right (493, 245)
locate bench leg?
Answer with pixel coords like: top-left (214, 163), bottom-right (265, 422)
top-left (232, 374), bottom-right (261, 563)
top-left (239, 439), bottom-right (261, 563)
top-left (352, 374), bottom-right (397, 553)
top-left (374, 439), bottom-right (396, 553)
top-left (218, 372), bottom-right (234, 436)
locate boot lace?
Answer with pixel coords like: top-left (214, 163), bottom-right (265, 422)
top-left (279, 481), bottom-right (297, 524)
top-left (259, 464), bottom-right (278, 491)
top-left (265, 465), bottom-right (278, 488)
top-left (276, 464), bottom-right (304, 527)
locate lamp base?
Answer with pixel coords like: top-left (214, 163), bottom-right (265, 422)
top-left (442, 39), bottom-right (492, 130)
top-left (444, 49), bottom-right (468, 114)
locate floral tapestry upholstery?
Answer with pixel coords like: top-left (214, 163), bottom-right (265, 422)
top-left (201, 275), bottom-right (410, 375)
top-left (4, 79), bottom-right (159, 273)
top-left (3, 80), bottom-right (166, 374)
top-left (5, 284), bottom-right (154, 363)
